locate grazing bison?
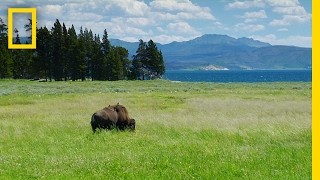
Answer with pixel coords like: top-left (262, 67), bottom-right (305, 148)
top-left (90, 107), bottom-right (118, 132)
top-left (91, 103), bottom-right (136, 132)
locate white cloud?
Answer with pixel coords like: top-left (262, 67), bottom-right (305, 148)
top-left (269, 14), bottom-right (311, 26)
top-left (273, 6), bottom-right (307, 15)
top-left (149, 11), bottom-right (215, 21)
top-left (235, 23), bottom-right (265, 32)
top-left (175, 12), bottom-right (194, 19)
top-left (267, 0), bottom-right (311, 27)
top-left (37, 3), bottom-right (103, 22)
top-left (244, 18), bottom-right (257, 23)
top-left (61, 2), bottom-right (98, 12)
top-left (125, 26), bottom-right (153, 36)
top-left (68, 12), bottom-right (103, 21)
top-left (157, 27), bottom-right (168, 33)
top-left (282, 14), bottom-right (311, 23)
top-left (126, 18), bottom-right (157, 27)
top-left (236, 10), bottom-right (267, 23)
top-left (237, 10), bottom-right (267, 19)
top-left (149, 0), bottom-right (216, 20)
top-left (211, 21), bottom-right (230, 31)
top-left (269, 19), bottom-right (290, 26)
top-left (266, 0), bottom-right (300, 7)
top-left (225, 0), bottom-right (265, 9)
top-left (167, 22), bottom-right (201, 35)
top-left (150, 0), bottom-right (208, 12)
top-left (277, 28), bottom-right (288, 31)
top-left (250, 34), bottom-right (311, 47)
top-left (149, 12), bottom-right (176, 21)
top-left (37, 5), bottom-right (63, 17)
top-left (195, 11), bottom-right (216, 20)
top-left (104, 0), bottom-right (149, 16)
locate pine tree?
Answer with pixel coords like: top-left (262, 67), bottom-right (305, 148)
top-left (131, 39), bottom-right (165, 80)
top-left (146, 40), bottom-right (165, 79)
top-left (74, 35), bottom-right (87, 81)
top-left (91, 34), bottom-right (105, 80)
top-left (102, 29), bottom-right (112, 79)
top-left (61, 23), bottom-right (69, 80)
top-left (131, 39), bottom-right (146, 80)
top-left (23, 18), bottom-right (37, 78)
top-left (102, 29), bottom-right (111, 56)
top-left (83, 28), bottom-right (94, 78)
top-left (11, 21), bottom-right (34, 78)
top-left (51, 19), bottom-right (64, 81)
top-left (12, 48), bottom-right (32, 79)
top-left (35, 26), bottom-right (52, 81)
top-left (0, 17), bottom-right (13, 78)
top-left (67, 25), bottom-right (78, 81)
top-left (113, 46), bottom-right (129, 80)
top-left (0, 44), bottom-right (13, 78)
top-left (0, 17), bottom-right (7, 45)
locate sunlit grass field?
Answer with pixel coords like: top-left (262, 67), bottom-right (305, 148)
top-left (0, 79), bottom-right (311, 179)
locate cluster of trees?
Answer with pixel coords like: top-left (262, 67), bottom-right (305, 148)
top-left (132, 40), bottom-right (165, 80)
top-left (0, 17), bottom-right (165, 81)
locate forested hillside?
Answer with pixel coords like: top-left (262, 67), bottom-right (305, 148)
top-left (0, 17), bottom-right (165, 81)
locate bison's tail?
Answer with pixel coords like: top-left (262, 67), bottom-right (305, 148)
top-left (91, 114), bottom-right (98, 133)
top-left (91, 114), bottom-right (96, 124)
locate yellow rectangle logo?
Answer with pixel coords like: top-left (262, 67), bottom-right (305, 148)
top-left (8, 8), bottom-right (36, 49)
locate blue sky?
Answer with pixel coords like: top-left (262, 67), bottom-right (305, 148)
top-left (0, 0), bottom-right (312, 47)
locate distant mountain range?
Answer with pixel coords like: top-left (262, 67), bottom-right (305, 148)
top-left (110, 34), bottom-right (312, 70)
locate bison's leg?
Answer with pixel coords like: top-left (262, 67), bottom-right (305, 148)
top-left (116, 122), bottom-right (125, 131)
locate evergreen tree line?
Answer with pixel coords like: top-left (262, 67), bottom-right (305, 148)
top-left (0, 18), bottom-right (165, 81)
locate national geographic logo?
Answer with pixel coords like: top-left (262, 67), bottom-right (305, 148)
top-left (8, 8), bottom-right (36, 49)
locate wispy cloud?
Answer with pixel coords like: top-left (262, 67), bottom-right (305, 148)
top-left (250, 34), bottom-right (311, 47)
top-left (225, 0), bottom-right (265, 9)
top-left (235, 23), bottom-right (265, 32)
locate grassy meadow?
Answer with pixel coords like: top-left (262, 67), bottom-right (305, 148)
top-left (0, 79), bottom-right (311, 179)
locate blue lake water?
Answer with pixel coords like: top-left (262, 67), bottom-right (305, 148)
top-left (163, 70), bottom-right (312, 83)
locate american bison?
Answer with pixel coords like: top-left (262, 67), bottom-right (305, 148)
top-left (91, 103), bottom-right (135, 132)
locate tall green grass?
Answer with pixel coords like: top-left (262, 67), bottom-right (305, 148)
top-left (0, 80), bottom-right (311, 179)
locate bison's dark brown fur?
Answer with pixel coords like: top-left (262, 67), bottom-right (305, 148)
top-left (91, 107), bottom-right (118, 132)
